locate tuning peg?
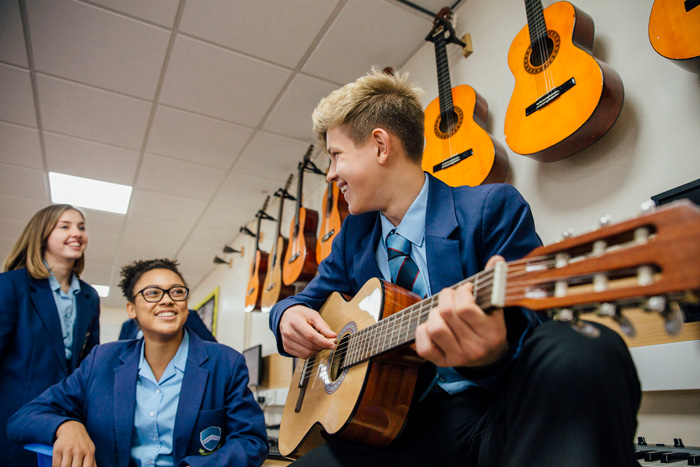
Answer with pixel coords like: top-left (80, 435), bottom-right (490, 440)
top-left (557, 228), bottom-right (574, 242)
top-left (640, 199), bottom-right (656, 214)
top-left (644, 296), bottom-right (666, 312)
top-left (552, 308), bottom-right (574, 322)
top-left (613, 311), bottom-right (636, 338)
top-left (570, 320), bottom-right (601, 338)
top-left (663, 301), bottom-right (684, 336)
top-left (599, 215), bottom-right (612, 227)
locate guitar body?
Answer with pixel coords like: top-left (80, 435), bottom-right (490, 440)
top-left (283, 207), bottom-right (319, 286)
top-left (244, 250), bottom-right (268, 312)
top-left (649, 0), bottom-right (700, 73)
top-left (316, 183), bottom-right (349, 264)
top-left (261, 236), bottom-right (295, 312)
top-left (423, 85), bottom-right (508, 187)
top-left (504, 1), bottom-right (624, 162)
top-left (279, 279), bottom-right (424, 458)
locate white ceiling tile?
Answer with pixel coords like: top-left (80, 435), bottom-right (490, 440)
top-left (199, 202), bottom-right (256, 232)
top-left (121, 215), bottom-right (191, 246)
top-left (117, 238), bottom-right (182, 261)
top-left (0, 217), bottom-right (28, 244)
top-left (176, 243), bottom-right (220, 265)
top-left (159, 36), bottom-right (291, 126)
top-left (0, 165), bottom-right (48, 201)
top-left (28, 0), bottom-right (170, 99)
top-left (0, 122), bottom-right (43, 169)
top-left (147, 106), bottom-right (253, 168)
top-left (0, 0), bottom-right (29, 67)
top-left (303, 0), bottom-right (431, 83)
top-left (263, 74), bottom-right (340, 141)
top-left (214, 171), bottom-right (280, 208)
top-left (186, 224), bottom-right (236, 248)
top-left (81, 0), bottom-right (180, 28)
top-left (44, 132), bottom-right (140, 185)
top-left (135, 153), bottom-right (227, 200)
top-left (180, 0), bottom-right (340, 68)
top-left (80, 209), bottom-right (127, 235)
top-left (84, 231), bottom-right (121, 261)
top-left (129, 189), bottom-right (208, 223)
top-left (81, 263), bottom-right (115, 285)
top-left (0, 64), bottom-right (37, 126)
top-left (37, 74), bottom-right (152, 149)
top-left (0, 194), bottom-right (49, 223)
top-left (0, 236), bottom-right (19, 261)
top-left (234, 132), bottom-right (313, 181)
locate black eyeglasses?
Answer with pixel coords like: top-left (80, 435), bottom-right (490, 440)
top-left (135, 286), bottom-right (189, 303)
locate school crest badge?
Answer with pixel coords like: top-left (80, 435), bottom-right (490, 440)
top-left (199, 426), bottom-right (222, 452)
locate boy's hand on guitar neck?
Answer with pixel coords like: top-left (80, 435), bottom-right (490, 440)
top-left (280, 305), bottom-right (337, 358)
top-left (415, 255), bottom-right (509, 369)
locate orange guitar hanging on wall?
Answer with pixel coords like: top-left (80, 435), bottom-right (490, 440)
top-left (316, 177), bottom-right (349, 265)
top-left (422, 8), bottom-right (508, 187)
top-left (648, 0), bottom-right (700, 73)
top-left (244, 196), bottom-right (272, 312)
top-left (504, 1), bottom-right (624, 162)
top-left (283, 146), bottom-right (319, 286)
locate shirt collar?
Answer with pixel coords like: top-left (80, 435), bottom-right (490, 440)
top-left (46, 266), bottom-right (81, 295)
top-left (380, 173), bottom-right (429, 248)
top-left (137, 328), bottom-right (190, 375)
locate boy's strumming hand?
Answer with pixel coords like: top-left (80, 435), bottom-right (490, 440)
top-left (280, 305), bottom-right (337, 358)
top-left (53, 420), bottom-right (97, 467)
top-left (415, 255), bottom-right (509, 368)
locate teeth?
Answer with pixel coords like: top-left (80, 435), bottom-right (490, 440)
top-left (157, 312), bottom-right (175, 317)
top-left (340, 186), bottom-right (347, 194)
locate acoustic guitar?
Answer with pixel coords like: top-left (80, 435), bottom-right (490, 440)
top-left (279, 200), bottom-right (700, 457)
top-left (244, 196), bottom-right (272, 312)
top-left (648, 0), bottom-right (700, 73)
top-left (316, 177), bottom-right (349, 265)
top-left (504, 1), bottom-right (624, 162)
top-left (261, 175), bottom-right (296, 313)
top-left (422, 8), bottom-right (508, 187)
top-left (283, 146), bottom-right (320, 286)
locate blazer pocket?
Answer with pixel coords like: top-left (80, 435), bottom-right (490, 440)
top-left (191, 407), bottom-right (227, 456)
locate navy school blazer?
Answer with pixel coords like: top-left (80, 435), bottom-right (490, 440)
top-left (7, 331), bottom-right (268, 467)
top-left (0, 268), bottom-right (100, 466)
top-left (269, 175), bottom-right (543, 389)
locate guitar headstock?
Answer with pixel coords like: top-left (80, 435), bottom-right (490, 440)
top-left (303, 144), bottom-right (314, 163)
top-left (502, 200), bottom-right (700, 337)
top-left (284, 173), bottom-right (294, 193)
top-left (258, 195), bottom-right (271, 218)
top-left (427, 7), bottom-right (456, 42)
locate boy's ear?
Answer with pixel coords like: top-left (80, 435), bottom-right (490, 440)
top-left (371, 128), bottom-right (391, 164)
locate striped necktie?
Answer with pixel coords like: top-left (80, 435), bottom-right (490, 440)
top-left (386, 229), bottom-right (428, 298)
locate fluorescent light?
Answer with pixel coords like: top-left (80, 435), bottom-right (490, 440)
top-left (49, 172), bottom-right (132, 214)
top-left (93, 285), bottom-right (110, 298)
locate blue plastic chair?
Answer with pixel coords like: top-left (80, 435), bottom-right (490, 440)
top-left (24, 444), bottom-right (52, 467)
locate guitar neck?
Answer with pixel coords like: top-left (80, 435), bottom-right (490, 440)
top-left (524, 0), bottom-right (547, 44)
top-left (433, 32), bottom-right (454, 115)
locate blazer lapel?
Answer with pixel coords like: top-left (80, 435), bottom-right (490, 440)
top-left (29, 277), bottom-right (69, 374)
top-left (352, 213), bottom-right (383, 289)
top-left (173, 334), bottom-right (209, 462)
top-left (71, 283), bottom-right (96, 369)
top-left (425, 175), bottom-right (464, 292)
top-left (114, 344), bottom-right (138, 467)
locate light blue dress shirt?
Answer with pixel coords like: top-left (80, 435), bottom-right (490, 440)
top-left (374, 174), bottom-right (477, 395)
top-left (131, 329), bottom-right (190, 467)
top-left (47, 272), bottom-right (81, 361)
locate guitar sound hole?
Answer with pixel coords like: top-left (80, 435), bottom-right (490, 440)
top-left (529, 37), bottom-right (555, 68)
top-left (439, 111), bottom-right (459, 134)
top-left (328, 333), bottom-right (350, 382)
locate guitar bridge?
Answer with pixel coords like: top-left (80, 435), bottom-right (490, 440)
top-left (525, 77), bottom-right (576, 116)
top-left (322, 230), bottom-right (335, 242)
top-left (432, 149), bottom-right (474, 172)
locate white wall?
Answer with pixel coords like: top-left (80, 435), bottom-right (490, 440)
top-left (185, 0), bottom-right (700, 444)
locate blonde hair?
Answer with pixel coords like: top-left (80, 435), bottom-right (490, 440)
top-left (312, 66), bottom-right (425, 163)
top-left (3, 204), bottom-right (86, 278)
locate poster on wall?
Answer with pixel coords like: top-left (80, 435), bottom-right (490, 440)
top-left (194, 287), bottom-right (219, 337)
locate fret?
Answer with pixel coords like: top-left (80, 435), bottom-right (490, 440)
top-left (524, 0), bottom-right (547, 44)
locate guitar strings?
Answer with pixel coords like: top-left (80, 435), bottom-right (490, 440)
top-left (297, 255), bottom-right (559, 377)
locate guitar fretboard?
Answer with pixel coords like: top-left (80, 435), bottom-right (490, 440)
top-left (343, 269), bottom-right (496, 367)
top-left (524, 0), bottom-right (548, 44)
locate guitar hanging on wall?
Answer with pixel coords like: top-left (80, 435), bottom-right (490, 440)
top-left (504, 0), bottom-right (624, 162)
top-left (648, 0), bottom-right (700, 73)
top-left (279, 200), bottom-right (700, 457)
top-left (316, 170), bottom-right (349, 265)
top-left (261, 174), bottom-right (296, 313)
top-left (283, 145), bottom-right (320, 286)
top-left (244, 196), bottom-right (272, 312)
top-left (422, 7), bottom-right (508, 187)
